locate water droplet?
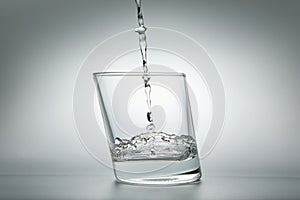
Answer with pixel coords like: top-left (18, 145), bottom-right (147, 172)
top-left (170, 134), bottom-right (176, 139)
top-left (135, 25), bottom-right (147, 33)
top-left (115, 137), bottom-right (122, 145)
top-left (146, 123), bottom-right (156, 132)
top-left (122, 139), bottom-right (130, 144)
top-left (147, 112), bottom-right (153, 122)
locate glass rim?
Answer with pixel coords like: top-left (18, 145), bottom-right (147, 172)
top-left (93, 71), bottom-right (186, 77)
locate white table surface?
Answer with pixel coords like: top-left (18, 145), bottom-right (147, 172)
top-left (0, 175), bottom-right (299, 200)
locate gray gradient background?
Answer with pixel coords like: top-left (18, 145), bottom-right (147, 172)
top-left (0, 0), bottom-right (300, 180)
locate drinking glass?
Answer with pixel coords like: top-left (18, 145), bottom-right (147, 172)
top-left (93, 72), bottom-right (201, 185)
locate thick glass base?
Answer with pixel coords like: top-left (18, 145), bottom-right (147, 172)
top-left (115, 169), bottom-right (201, 185)
top-left (113, 157), bottom-right (201, 185)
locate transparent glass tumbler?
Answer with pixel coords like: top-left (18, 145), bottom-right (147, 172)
top-left (93, 72), bottom-right (201, 185)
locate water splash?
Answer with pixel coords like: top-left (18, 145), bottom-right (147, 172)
top-left (111, 132), bottom-right (198, 162)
